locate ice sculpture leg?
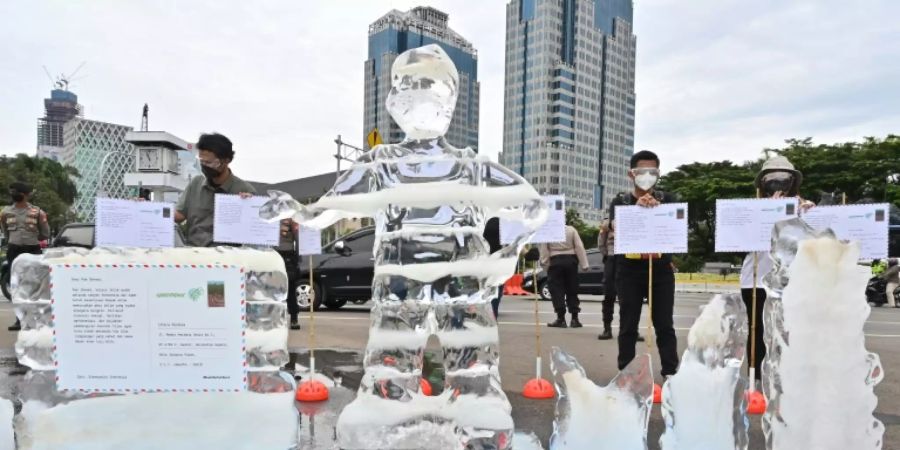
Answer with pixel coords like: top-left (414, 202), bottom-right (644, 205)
top-left (763, 219), bottom-right (885, 449)
top-left (659, 294), bottom-right (749, 450)
top-left (550, 347), bottom-right (653, 450)
top-left (1, 399), bottom-right (12, 450)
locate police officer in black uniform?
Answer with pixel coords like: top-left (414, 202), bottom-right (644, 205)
top-left (276, 219), bottom-right (301, 330)
top-left (608, 150), bottom-right (678, 378)
top-left (2, 182), bottom-right (50, 331)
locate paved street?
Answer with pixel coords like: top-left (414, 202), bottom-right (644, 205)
top-left (2, 292), bottom-right (899, 449)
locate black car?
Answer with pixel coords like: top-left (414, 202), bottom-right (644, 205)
top-left (521, 248), bottom-right (606, 300)
top-left (298, 226), bottom-right (377, 310)
top-left (2, 223), bottom-right (186, 299)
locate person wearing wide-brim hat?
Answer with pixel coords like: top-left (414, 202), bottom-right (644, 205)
top-left (742, 155), bottom-right (813, 384)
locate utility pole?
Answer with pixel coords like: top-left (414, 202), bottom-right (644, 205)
top-left (333, 134), bottom-right (365, 182)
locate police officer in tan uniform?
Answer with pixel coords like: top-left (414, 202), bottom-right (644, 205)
top-left (276, 219), bottom-right (301, 330)
top-left (2, 182), bottom-right (50, 331)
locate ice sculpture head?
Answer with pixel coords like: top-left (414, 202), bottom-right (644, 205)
top-left (387, 44), bottom-right (459, 140)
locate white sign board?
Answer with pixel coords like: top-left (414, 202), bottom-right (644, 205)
top-left (715, 198), bottom-right (800, 252)
top-left (614, 203), bottom-right (689, 254)
top-left (298, 225), bottom-right (322, 255)
top-left (500, 195), bottom-right (567, 244)
top-left (802, 204), bottom-right (890, 260)
top-left (95, 198), bottom-right (175, 248)
top-left (213, 195), bottom-right (280, 246)
top-left (52, 264), bottom-right (247, 392)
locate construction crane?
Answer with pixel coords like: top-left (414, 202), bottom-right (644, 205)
top-left (42, 61), bottom-right (87, 91)
top-left (333, 134), bottom-right (366, 181)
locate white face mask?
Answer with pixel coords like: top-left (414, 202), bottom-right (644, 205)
top-left (634, 173), bottom-right (658, 191)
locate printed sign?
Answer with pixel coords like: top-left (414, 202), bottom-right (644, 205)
top-left (614, 203), bottom-right (689, 254)
top-left (715, 198), bottom-right (800, 252)
top-left (802, 204), bottom-right (890, 260)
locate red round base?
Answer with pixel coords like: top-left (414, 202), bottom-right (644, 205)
top-left (420, 378), bottom-right (434, 396)
top-left (522, 378), bottom-right (556, 399)
top-left (653, 383), bottom-right (662, 404)
top-left (746, 390), bottom-right (767, 415)
top-left (295, 380), bottom-right (329, 402)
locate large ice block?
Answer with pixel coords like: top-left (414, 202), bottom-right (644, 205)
top-left (762, 218), bottom-right (884, 449)
top-left (10, 246), bottom-right (297, 449)
top-left (1, 399), bottom-right (12, 450)
top-left (263, 44), bottom-right (546, 450)
top-left (659, 294), bottom-right (749, 450)
top-left (549, 347), bottom-right (653, 450)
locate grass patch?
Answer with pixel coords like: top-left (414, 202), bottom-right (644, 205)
top-left (675, 272), bottom-right (740, 283)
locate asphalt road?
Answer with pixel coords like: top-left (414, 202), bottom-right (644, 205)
top-left (2, 292), bottom-right (899, 449)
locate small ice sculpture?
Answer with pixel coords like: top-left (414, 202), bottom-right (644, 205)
top-left (762, 218), bottom-right (884, 449)
top-left (261, 44), bottom-right (546, 449)
top-left (659, 294), bottom-right (749, 450)
top-left (549, 347), bottom-right (653, 450)
top-left (10, 246), bottom-right (298, 449)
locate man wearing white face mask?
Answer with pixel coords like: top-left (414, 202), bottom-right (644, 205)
top-left (608, 150), bottom-right (680, 378)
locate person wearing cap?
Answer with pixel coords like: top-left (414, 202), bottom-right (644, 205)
top-left (175, 133), bottom-right (256, 247)
top-left (539, 221), bottom-right (589, 328)
top-left (608, 150), bottom-right (679, 378)
top-left (2, 182), bottom-right (50, 331)
top-left (741, 155), bottom-right (814, 377)
top-left (276, 218), bottom-right (301, 329)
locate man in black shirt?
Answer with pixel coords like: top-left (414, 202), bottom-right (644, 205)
top-left (608, 150), bottom-right (679, 378)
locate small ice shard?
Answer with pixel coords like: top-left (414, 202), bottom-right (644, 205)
top-left (659, 294), bottom-right (749, 450)
top-left (1, 398), bottom-right (13, 450)
top-left (763, 218), bottom-right (884, 449)
top-left (550, 347), bottom-right (652, 450)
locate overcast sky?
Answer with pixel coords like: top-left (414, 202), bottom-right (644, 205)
top-left (1, 0), bottom-right (898, 183)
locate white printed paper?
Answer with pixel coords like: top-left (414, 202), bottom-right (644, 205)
top-left (52, 265), bottom-right (246, 392)
top-left (95, 198), bottom-right (175, 248)
top-left (715, 198), bottom-right (800, 252)
top-left (802, 204), bottom-right (890, 260)
top-left (500, 195), bottom-right (566, 244)
top-left (298, 225), bottom-right (322, 255)
top-left (213, 195), bottom-right (279, 246)
top-left (614, 203), bottom-right (689, 254)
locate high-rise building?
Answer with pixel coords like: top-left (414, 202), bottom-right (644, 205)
top-left (36, 88), bottom-right (83, 162)
top-left (500, 0), bottom-right (636, 223)
top-left (61, 118), bottom-right (135, 221)
top-left (364, 6), bottom-right (480, 150)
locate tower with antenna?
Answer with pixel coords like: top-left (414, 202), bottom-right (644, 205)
top-left (36, 63), bottom-right (86, 161)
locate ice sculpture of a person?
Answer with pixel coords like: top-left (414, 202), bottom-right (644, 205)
top-left (261, 44), bottom-right (546, 449)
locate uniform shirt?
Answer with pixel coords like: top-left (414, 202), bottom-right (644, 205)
top-left (1, 203), bottom-right (50, 246)
top-left (598, 219), bottom-right (614, 257)
top-left (883, 264), bottom-right (900, 285)
top-left (176, 173), bottom-right (256, 247)
top-left (538, 225), bottom-right (589, 269)
top-left (608, 190), bottom-right (678, 267)
top-left (740, 252), bottom-right (775, 289)
top-left (276, 219), bottom-right (298, 252)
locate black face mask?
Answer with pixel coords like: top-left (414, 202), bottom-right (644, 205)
top-left (10, 193), bottom-right (25, 203)
top-left (201, 166), bottom-right (222, 182)
top-left (763, 178), bottom-right (794, 197)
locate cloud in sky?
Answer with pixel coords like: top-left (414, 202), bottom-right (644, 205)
top-left (1, 0), bottom-right (897, 182)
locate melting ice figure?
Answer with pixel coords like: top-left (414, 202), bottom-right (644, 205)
top-left (261, 44), bottom-right (546, 449)
top-left (762, 218), bottom-right (884, 449)
top-left (549, 347), bottom-right (653, 450)
top-left (659, 294), bottom-right (749, 450)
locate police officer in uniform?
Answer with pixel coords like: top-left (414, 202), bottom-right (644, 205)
top-left (2, 182), bottom-right (50, 331)
top-left (608, 150), bottom-right (679, 378)
top-left (276, 219), bottom-right (301, 329)
top-left (597, 217), bottom-right (645, 342)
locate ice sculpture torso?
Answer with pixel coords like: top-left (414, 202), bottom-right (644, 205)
top-left (262, 44), bottom-right (546, 449)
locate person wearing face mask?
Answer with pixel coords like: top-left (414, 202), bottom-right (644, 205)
top-left (741, 156), bottom-right (813, 380)
top-left (2, 182), bottom-right (50, 331)
top-left (175, 133), bottom-right (256, 247)
top-left (608, 150), bottom-right (679, 379)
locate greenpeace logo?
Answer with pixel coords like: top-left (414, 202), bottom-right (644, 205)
top-left (157, 293), bottom-right (186, 299)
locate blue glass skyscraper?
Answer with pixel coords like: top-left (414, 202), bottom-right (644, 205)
top-left (364, 7), bottom-right (480, 151)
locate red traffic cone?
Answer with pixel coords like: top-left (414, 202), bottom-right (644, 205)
top-left (746, 390), bottom-right (766, 415)
top-left (653, 383), bottom-right (662, 404)
top-left (420, 378), bottom-right (433, 396)
top-left (522, 378), bottom-right (555, 399)
top-left (295, 380), bottom-right (329, 402)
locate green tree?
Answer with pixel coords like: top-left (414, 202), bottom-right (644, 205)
top-left (566, 208), bottom-right (599, 249)
top-left (0, 154), bottom-right (79, 234)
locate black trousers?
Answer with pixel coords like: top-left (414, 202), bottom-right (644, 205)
top-left (548, 255), bottom-right (580, 316)
top-left (741, 288), bottom-right (767, 374)
top-left (278, 251), bottom-right (300, 319)
top-left (7, 244), bottom-right (41, 266)
top-left (602, 256), bottom-right (617, 326)
top-left (616, 262), bottom-right (678, 376)
top-left (491, 286), bottom-right (502, 318)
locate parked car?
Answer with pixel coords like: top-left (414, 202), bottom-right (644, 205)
top-left (298, 226), bottom-right (376, 310)
top-left (2, 223), bottom-right (185, 300)
top-left (521, 248), bottom-right (606, 300)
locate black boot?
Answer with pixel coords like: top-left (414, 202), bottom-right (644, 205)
top-left (569, 315), bottom-right (583, 328)
top-left (547, 316), bottom-right (568, 328)
top-left (290, 316), bottom-right (300, 330)
top-left (7, 319), bottom-right (21, 332)
top-left (597, 324), bottom-right (613, 340)
top-left (636, 334), bottom-right (645, 342)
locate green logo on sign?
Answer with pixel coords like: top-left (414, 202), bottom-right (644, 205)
top-left (188, 288), bottom-right (203, 302)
